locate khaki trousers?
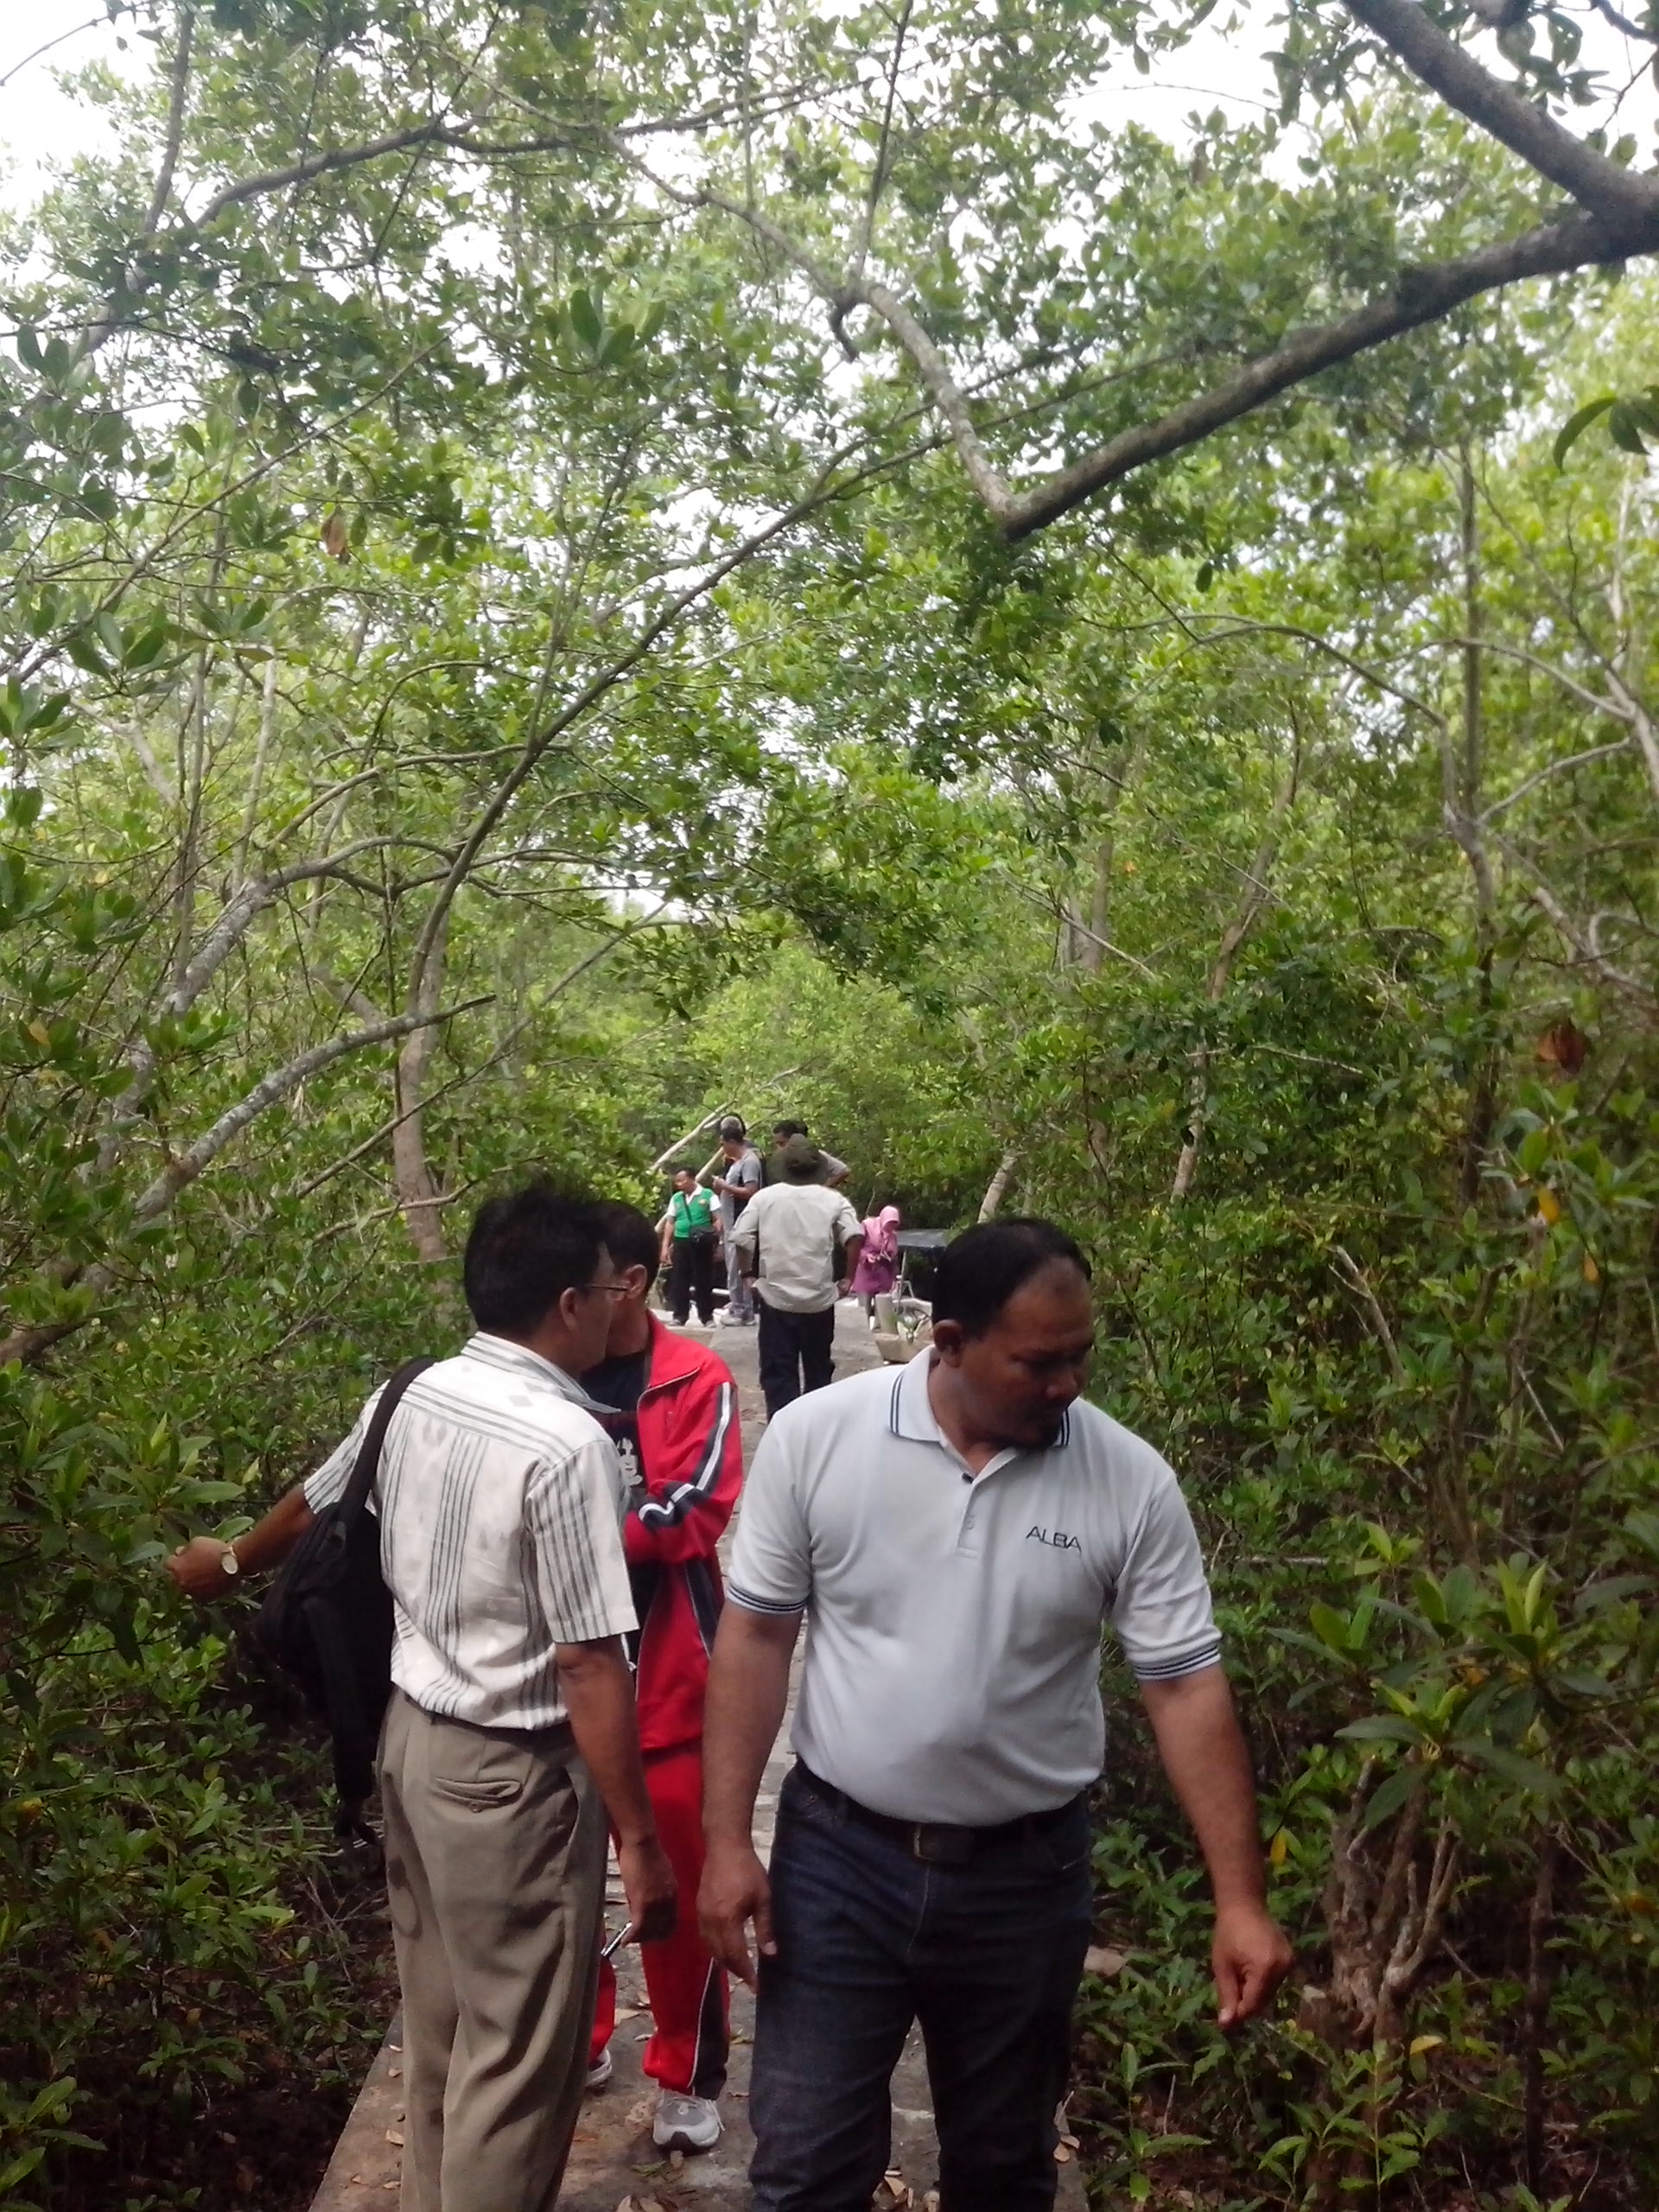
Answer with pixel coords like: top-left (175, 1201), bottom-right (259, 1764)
top-left (379, 1690), bottom-right (606, 2212)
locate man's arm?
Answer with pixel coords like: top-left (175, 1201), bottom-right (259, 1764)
top-left (625, 1368), bottom-right (741, 1567)
top-left (698, 1604), bottom-right (802, 1986)
top-left (167, 1484), bottom-right (315, 1599)
top-left (836, 1232), bottom-right (863, 1295)
top-left (557, 1635), bottom-right (677, 1943)
top-left (1139, 1666), bottom-right (1293, 2025)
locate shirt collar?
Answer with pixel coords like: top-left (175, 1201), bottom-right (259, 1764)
top-left (461, 1332), bottom-right (601, 1410)
top-left (888, 1348), bottom-right (1074, 1454)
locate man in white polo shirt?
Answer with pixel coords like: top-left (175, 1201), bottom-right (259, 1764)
top-left (698, 1218), bottom-right (1292, 2212)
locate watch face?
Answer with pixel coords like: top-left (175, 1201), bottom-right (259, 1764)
top-left (220, 1548), bottom-right (239, 1575)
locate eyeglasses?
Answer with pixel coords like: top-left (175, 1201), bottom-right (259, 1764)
top-left (576, 1281), bottom-right (632, 1300)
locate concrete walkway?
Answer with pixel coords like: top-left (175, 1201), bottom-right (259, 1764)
top-left (313, 1309), bottom-right (1084, 2210)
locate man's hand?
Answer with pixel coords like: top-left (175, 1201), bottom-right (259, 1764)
top-left (617, 1834), bottom-right (678, 1944)
top-left (698, 1837), bottom-right (776, 1988)
top-left (1213, 1900), bottom-right (1293, 2027)
top-left (167, 1537), bottom-right (238, 1600)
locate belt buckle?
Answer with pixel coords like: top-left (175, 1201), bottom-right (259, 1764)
top-left (911, 1822), bottom-right (972, 1866)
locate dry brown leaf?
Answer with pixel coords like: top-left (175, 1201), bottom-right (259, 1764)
top-left (1536, 1019), bottom-right (1589, 1076)
top-left (1053, 2143), bottom-right (1073, 2164)
top-left (320, 509), bottom-right (352, 562)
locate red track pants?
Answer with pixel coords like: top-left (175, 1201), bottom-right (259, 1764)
top-left (589, 1738), bottom-right (729, 2099)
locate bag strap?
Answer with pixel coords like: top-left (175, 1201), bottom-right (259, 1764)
top-left (339, 1356), bottom-right (436, 1537)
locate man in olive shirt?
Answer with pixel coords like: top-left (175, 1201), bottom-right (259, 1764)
top-left (731, 1136), bottom-right (862, 1419)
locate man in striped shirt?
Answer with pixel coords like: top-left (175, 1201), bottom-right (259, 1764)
top-left (168, 1185), bottom-right (675, 2212)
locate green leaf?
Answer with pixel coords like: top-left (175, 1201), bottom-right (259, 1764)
top-left (1338, 1714), bottom-right (1422, 1745)
top-left (1451, 1739), bottom-right (1560, 1795)
top-left (1553, 393), bottom-right (1616, 467)
top-left (1605, 399), bottom-right (1648, 456)
top-left (1360, 1765), bottom-right (1420, 1832)
top-left (569, 289), bottom-right (603, 352)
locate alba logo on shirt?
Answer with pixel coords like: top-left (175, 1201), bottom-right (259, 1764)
top-left (1027, 1525), bottom-right (1081, 1551)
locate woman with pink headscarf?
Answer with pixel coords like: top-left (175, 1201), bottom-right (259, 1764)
top-left (849, 1204), bottom-right (901, 1317)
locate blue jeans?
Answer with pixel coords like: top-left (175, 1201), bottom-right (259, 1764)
top-left (749, 1767), bottom-right (1094, 2212)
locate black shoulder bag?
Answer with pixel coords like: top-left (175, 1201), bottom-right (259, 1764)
top-left (250, 1357), bottom-right (434, 1840)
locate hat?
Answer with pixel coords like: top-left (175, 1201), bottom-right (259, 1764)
top-left (779, 1133), bottom-right (824, 1182)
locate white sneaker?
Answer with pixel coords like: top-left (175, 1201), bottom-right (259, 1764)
top-left (586, 2047), bottom-right (613, 2093)
top-left (652, 2090), bottom-right (721, 2152)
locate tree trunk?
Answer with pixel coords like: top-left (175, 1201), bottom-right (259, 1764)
top-left (1170, 753), bottom-right (1300, 1201)
top-left (395, 907), bottom-right (453, 1268)
top-left (978, 1147), bottom-right (1019, 1221)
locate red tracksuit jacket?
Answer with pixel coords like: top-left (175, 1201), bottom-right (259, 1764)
top-left (625, 1319), bottom-right (743, 1755)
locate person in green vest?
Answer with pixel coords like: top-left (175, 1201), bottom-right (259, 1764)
top-left (661, 1166), bottom-right (720, 1327)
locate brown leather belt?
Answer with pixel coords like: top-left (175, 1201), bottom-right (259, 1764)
top-left (793, 1762), bottom-right (1085, 1866)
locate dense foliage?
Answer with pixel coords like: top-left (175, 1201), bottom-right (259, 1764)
top-left (2, 1), bottom-right (1656, 2206)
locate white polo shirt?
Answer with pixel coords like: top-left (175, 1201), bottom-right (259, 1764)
top-left (728, 1352), bottom-right (1221, 1823)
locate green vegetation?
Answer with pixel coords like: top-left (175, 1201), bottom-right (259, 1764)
top-left (2, 1), bottom-right (1657, 2205)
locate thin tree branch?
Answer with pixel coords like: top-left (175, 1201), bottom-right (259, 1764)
top-left (0, 999), bottom-right (490, 1368)
top-left (143, 7), bottom-right (196, 237)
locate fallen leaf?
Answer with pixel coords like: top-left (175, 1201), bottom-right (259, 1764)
top-left (1053, 2144), bottom-right (1073, 2164)
top-left (1083, 1944), bottom-right (1127, 1976)
top-left (385, 2129), bottom-right (404, 2146)
top-left (388, 2065), bottom-right (402, 2079)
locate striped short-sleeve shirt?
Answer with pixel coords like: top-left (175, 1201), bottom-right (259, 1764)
top-left (303, 1333), bottom-right (636, 1729)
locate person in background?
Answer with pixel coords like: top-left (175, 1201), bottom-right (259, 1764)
top-left (699, 1217), bottom-right (1292, 2212)
top-left (731, 1135), bottom-right (862, 1420)
top-left (168, 1185), bottom-right (677, 2212)
top-left (849, 1204), bottom-right (901, 1319)
top-left (711, 1116), bottom-right (763, 1327)
top-left (766, 1120), bottom-right (850, 1189)
top-left (582, 1201), bottom-right (742, 2154)
top-left (661, 1165), bottom-right (719, 1328)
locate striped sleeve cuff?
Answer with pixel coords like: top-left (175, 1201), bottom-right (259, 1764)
top-left (727, 1581), bottom-right (808, 1617)
top-left (1131, 1635), bottom-right (1224, 1683)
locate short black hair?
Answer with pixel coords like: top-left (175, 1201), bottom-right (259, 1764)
top-left (462, 1182), bottom-right (605, 1335)
top-left (931, 1217), bottom-right (1090, 1339)
top-left (772, 1119), bottom-right (805, 1140)
top-left (592, 1199), bottom-right (659, 1285)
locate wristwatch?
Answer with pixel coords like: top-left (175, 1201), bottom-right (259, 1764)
top-left (219, 1544), bottom-right (241, 1579)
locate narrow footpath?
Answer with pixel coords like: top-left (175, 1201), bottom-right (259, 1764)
top-left (313, 1310), bottom-right (1084, 2210)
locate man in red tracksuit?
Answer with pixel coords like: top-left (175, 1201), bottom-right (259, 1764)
top-left (582, 1200), bottom-right (743, 2154)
